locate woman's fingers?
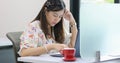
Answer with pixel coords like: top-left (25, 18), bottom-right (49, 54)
top-left (54, 44), bottom-right (68, 51)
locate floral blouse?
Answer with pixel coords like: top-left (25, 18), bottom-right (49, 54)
top-left (18, 20), bottom-right (71, 55)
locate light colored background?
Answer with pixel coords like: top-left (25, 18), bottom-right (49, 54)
top-left (0, 0), bottom-right (70, 38)
top-left (80, 3), bottom-right (120, 59)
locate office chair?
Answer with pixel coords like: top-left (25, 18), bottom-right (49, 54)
top-left (6, 31), bottom-right (23, 63)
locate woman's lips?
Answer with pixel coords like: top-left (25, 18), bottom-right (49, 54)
top-left (52, 22), bottom-right (56, 25)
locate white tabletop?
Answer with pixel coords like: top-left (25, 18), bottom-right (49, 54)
top-left (0, 38), bottom-right (12, 47)
top-left (18, 54), bottom-right (91, 63)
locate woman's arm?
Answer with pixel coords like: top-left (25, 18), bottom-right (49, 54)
top-left (68, 21), bottom-right (78, 48)
top-left (20, 44), bottom-right (52, 56)
top-left (20, 43), bottom-right (67, 57)
top-left (64, 10), bottom-right (78, 48)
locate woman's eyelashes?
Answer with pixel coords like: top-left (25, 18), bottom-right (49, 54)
top-left (53, 13), bottom-right (63, 18)
top-left (53, 13), bottom-right (58, 17)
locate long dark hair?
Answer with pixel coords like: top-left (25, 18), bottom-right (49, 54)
top-left (33, 0), bottom-right (66, 43)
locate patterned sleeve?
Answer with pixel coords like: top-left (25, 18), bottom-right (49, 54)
top-left (18, 21), bottom-right (47, 55)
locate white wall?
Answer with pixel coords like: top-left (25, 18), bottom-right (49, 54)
top-left (0, 0), bottom-right (69, 38)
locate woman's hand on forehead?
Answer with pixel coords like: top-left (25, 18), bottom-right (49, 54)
top-left (63, 9), bottom-right (75, 22)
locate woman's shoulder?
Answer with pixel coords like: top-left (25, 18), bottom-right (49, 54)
top-left (29, 20), bottom-right (41, 27)
top-left (30, 20), bottom-right (40, 25)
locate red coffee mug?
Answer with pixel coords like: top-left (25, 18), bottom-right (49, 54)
top-left (60, 48), bottom-right (76, 61)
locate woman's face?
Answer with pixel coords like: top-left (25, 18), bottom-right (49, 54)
top-left (45, 9), bottom-right (64, 27)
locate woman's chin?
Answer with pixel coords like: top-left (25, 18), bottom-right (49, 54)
top-left (51, 24), bottom-right (56, 27)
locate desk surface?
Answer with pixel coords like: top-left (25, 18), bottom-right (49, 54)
top-left (18, 54), bottom-right (86, 63)
top-left (0, 38), bottom-right (12, 47)
top-left (18, 54), bottom-right (120, 63)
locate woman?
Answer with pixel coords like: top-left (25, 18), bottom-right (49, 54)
top-left (18, 0), bottom-right (78, 57)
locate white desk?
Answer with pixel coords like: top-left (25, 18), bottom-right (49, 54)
top-left (18, 54), bottom-right (90, 63)
top-left (0, 38), bottom-right (12, 47)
